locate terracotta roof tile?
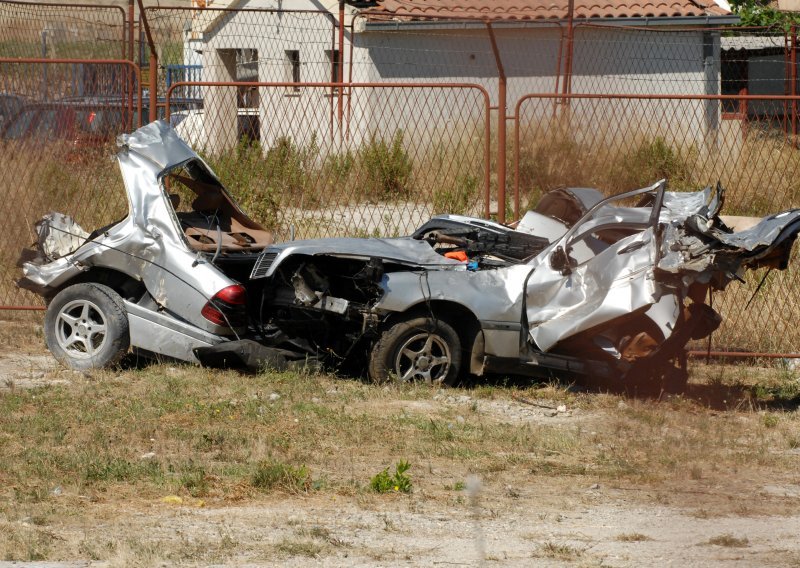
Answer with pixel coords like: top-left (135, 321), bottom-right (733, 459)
top-left (362, 0), bottom-right (730, 21)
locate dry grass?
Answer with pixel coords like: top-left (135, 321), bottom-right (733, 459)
top-left (616, 532), bottom-right (653, 542)
top-left (706, 533), bottom-right (750, 548)
top-left (0, 353), bottom-right (799, 561)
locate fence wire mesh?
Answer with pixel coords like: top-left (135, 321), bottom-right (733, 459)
top-left (167, 82), bottom-right (490, 241)
top-left (0, 59), bottom-right (138, 309)
top-left (0, 0), bottom-right (127, 60)
top-left (142, 7), bottom-right (337, 104)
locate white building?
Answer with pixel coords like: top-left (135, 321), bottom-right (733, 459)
top-left (177, 0), bottom-right (737, 153)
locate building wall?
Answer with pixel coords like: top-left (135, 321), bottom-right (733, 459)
top-left (190, 3), bottom-right (721, 154)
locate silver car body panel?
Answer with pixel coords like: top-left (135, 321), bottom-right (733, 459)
top-left (250, 236), bottom-right (463, 279)
top-left (21, 121), bottom-right (239, 338)
top-left (125, 301), bottom-right (226, 362)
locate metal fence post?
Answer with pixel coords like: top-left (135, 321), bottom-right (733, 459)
top-left (487, 22), bottom-right (506, 223)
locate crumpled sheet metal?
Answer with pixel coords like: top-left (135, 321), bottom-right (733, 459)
top-left (709, 210), bottom-right (800, 251)
top-left (529, 182), bottom-right (799, 353)
top-left (34, 213), bottom-right (89, 260)
top-left (22, 121), bottom-right (235, 334)
top-left (526, 228), bottom-right (658, 352)
top-left (116, 120), bottom-right (199, 173)
top-left (658, 209), bottom-right (800, 277)
top-left (661, 185), bottom-right (722, 219)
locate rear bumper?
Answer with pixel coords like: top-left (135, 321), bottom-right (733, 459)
top-left (125, 301), bottom-right (227, 363)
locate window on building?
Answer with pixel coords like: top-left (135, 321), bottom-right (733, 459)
top-left (327, 49), bottom-right (340, 93)
top-left (285, 50), bottom-right (300, 92)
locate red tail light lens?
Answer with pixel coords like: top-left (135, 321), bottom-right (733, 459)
top-left (201, 285), bottom-right (247, 327)
top-left (214, 284), bottom-right (247, 305)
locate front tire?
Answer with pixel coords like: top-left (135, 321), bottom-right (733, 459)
top-left (368, 316), bottom-right (461, 385)
top-left (45, 283), bottom-right (130, 370)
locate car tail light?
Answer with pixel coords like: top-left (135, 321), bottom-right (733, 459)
top-left (201, 284), bottom-right (247, 327)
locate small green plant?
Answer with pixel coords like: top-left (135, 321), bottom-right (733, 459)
top-left (616, 532), bottom-right (653, 542)
top-left (180, 464), bottom-right (211, 497)
top-left (370, 460), bottom-right (412, 493)
top-left (610, 136), bottom-right (696, 191)
top-left (251, 459), bottom-right (311, 493)
top-left (275, 538), bottom-right (322, 558)
top-left (539, 542), bottom-right (583, 560)
top-left (762, 413), bottom-right (779, 428)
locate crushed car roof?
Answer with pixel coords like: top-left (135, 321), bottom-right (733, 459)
top-left (117, 120), bottom-right (199, 173)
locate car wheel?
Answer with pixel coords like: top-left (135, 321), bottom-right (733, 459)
top-left (45, 283), bottom-right (130, 370)
top-left (369, 316), bottom-right (461, 385)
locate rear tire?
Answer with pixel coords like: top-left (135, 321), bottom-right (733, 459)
top-left (369, 316), bottom-right (461, 385)
top-left (45, 283), bottom-right (130, 370)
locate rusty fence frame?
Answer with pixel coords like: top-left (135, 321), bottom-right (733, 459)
top-left (165, 80), bottom-right (493, 217)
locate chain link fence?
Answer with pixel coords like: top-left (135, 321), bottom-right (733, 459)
top-left (0, 1), bottom-right (127, 59)
top-left (166, 81), bottom-right (490, 241)
top-left (142, 6), bottom-right (338, 111)
top-left (0, 58), bottom-right (139, 309)
top-left (2, 0), bottom-right (800, 355)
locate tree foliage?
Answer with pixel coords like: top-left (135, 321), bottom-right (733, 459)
top-left (730, 0), bottom-right (800, 30)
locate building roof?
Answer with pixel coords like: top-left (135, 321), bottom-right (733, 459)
top-left (359, 0), bottom-right (731, 21)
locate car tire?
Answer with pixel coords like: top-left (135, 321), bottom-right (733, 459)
top-left (44, 283), bottom-right (130, 370)
top-left (368, 316), bottom-right (461, 385)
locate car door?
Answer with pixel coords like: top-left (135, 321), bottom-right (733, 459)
top-left (524, 181), bottom-right (666, 352)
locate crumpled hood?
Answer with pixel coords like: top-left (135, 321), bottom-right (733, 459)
top-left (250, 236), bottom-right (462, 279)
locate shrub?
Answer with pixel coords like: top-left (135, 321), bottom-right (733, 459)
top-left (201, 137), bottom-right (282, 228)
top-left (251, 459), bottom-right (311, 493)
top-left (433, 173), bottom-right (479, 215)
top-left (609, 136), bottom-right (697, 191)
top-left (358, 130), bottom-right (414, 200)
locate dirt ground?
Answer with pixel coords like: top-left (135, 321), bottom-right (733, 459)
top-left (1, 345), bottom-right (799, 567)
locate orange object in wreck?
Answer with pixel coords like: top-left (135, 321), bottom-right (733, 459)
top-left (444, 251), bottom-right (468, 262)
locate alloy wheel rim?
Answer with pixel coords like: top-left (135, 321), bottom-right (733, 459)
top-left (394, 331), bottom-right (451, 383)
top-left (55, 299), bottom-right (108, 359)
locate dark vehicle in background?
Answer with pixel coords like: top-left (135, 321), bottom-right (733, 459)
top-left (1, 97), bottom-right (203, 150)
top-left (0, 102), bottom-right (126, 149)
top-left (0, 94), bottom-right (25, 130)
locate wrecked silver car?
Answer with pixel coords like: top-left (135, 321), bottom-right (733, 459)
top-left (19, 121), bottom-right (800, 390)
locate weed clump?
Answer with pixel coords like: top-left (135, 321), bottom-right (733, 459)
top-left (358, 131), bottom-right (414, 200)
top-left (432, 173), bottom-right (479, 214)
top-left (707, 534), bottom-right (749, 548)
top-left (370, 460), bottom-right (412, 493)
top-left (251, 459), bottom-right (311, 493)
